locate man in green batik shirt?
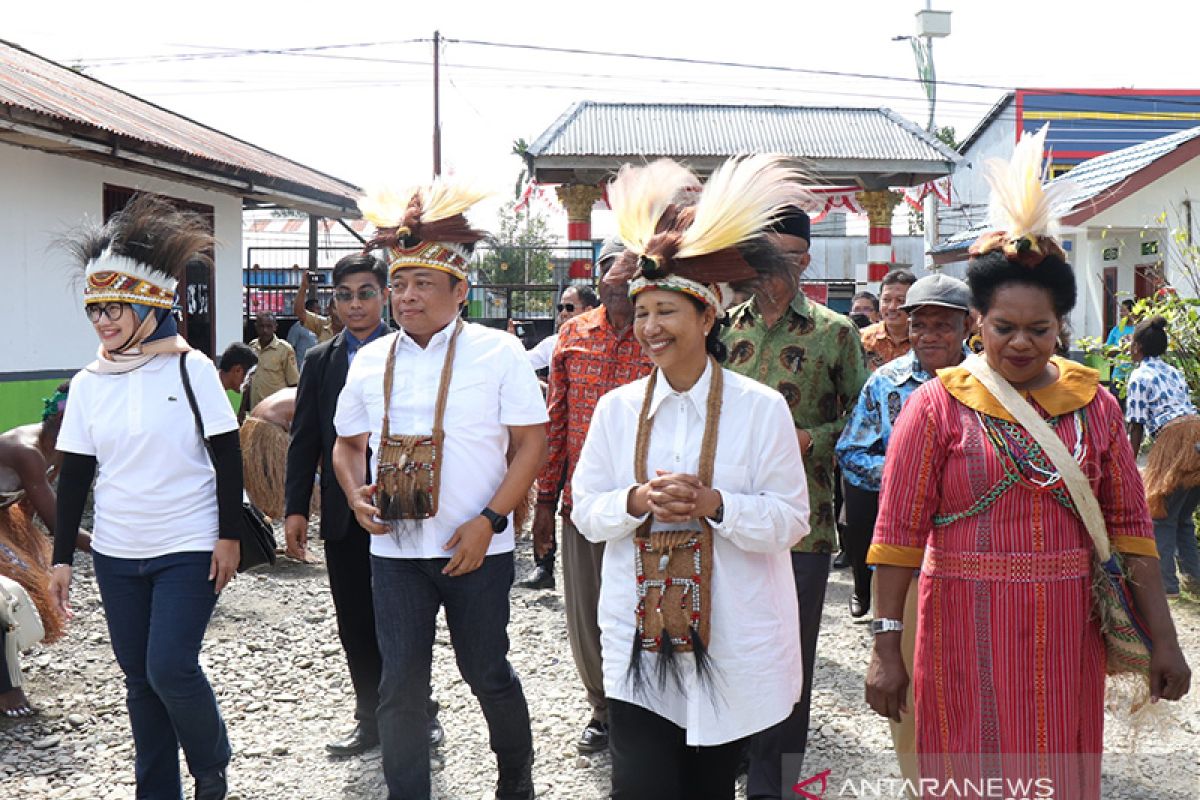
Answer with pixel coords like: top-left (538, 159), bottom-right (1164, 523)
top-left (722, 206), bottom-right (867, 800)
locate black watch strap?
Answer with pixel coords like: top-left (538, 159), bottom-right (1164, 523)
top-left (481, 507), bottom-right (508, 533)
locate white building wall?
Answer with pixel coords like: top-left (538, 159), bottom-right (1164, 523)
top-left (0, 142), bottom-right (243, 375)
top-left (944, 104), bottom-right (1017, 236)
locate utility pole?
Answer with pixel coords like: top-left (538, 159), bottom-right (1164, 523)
top-left (898, 4), bottom-right (951, 268)
top-left (432, 30), bottom-right (442, 178)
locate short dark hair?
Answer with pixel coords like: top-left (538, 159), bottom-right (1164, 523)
top-left (333, 252), bottom-right (387, 289)
top-left (1133, 315), bottom-right (1169, 357)
top-left (852, 290), bottom-right (880, 311)
top-left (219, 341), bottom-right (258, 372)
top-left (881, 270), bottom-right (917, 289)
top-left (574, 286), bottom-right (600, 309)
top-left (1121, 299), bottom-right (1135, 312)
top-left (967, 250), bottom-right (1077, 317)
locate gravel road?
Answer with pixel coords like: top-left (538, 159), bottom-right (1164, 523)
top-left (2, 525), bottom-right (1197, 799)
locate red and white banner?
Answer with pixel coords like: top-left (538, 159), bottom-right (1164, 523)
top-left (902, 176), bottom-right (953, 211)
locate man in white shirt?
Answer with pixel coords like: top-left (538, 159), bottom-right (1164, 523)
top-left (332, 186), bottom-right (548, 800)
top-left (520, 285), bottom-right (599, 372)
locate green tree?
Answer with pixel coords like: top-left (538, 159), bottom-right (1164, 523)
top-left (1079, 207), bottom-right (1200, 406)
top-left (475, 199), bottom-right (559, 317)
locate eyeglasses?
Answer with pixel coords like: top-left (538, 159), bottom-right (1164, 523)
top-left (334, 287), bottom-right (380, 303)
top-left (557, 303), bottom-right (576, 312)
top-left (85, 303), bottom-right (128, 323)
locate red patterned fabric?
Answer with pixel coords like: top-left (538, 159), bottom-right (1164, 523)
top-left (869, 379), bottom-right (1155, 798)
top-left (537, 307), bottom-right (652, 513)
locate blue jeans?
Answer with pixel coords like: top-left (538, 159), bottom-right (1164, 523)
top-left (1154, 485), bottom-right (1200, 594)
top-left (93, 551), bottom-right (230, 800)
top-left (371, 551), bottom-right (532, 800)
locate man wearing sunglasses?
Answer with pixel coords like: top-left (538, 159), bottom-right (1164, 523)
top-left (521, 285), bottom-right (599, 373)
top-left (284, 253), bottom-right (444, 758)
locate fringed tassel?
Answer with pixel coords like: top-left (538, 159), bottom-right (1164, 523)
top-left (626, 632), bottom-right (648, 698)
top-left (654, 628), bottom-right (687, 695)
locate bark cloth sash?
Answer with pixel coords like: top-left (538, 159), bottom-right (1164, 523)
top-left (628, 358), bottom-right (722, 694)
top-left (376, 320), bottom-right (462, 524)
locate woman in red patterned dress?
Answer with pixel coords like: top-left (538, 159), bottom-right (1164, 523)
top-left (864, 128), bottom-right (1190, 799)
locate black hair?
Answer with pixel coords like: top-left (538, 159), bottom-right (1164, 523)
top-left (967, 250), bottom-right (1077, 317)
top-left (852, 290), bottom-right (880, 311)
top-left (683, 295), bottom-right (730, 363)
top-left (881, 270), bottom-right (917, 289)
top-left (304, 298), bottom-right (320, 312)
top-left (1132, 315), bottom-right (1169, 357)
top-left (1121, 298), bottom-right (1135, 312)
top-left (574, 285), bottom-right (600, 309)
top-left (333, 252), bottom-right (387, 289)
top-left (219, 341), bottom-right (259, 372)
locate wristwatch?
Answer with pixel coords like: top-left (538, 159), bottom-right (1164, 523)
top-left (870, 618), bottom-right (904, 636)
top-left (480, 507), bottom-right (508, 533)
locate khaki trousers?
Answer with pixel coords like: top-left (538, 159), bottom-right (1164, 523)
top-left (561, 517), bottom-right (608, 724)
top-left (881, 573), bottom-right (920, 793)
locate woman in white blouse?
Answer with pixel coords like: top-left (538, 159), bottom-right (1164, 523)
top-left (49, 197), bottom-right (242, 800)
top-left (571, 156), bottom-right (810, 800)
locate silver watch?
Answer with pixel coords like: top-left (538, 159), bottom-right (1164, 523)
top-left (870, 618), bottom-right (904, 636)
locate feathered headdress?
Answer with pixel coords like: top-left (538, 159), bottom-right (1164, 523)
top-left (969, 124), bottom-right (1076, 268)
top-left (68, 193), bottom-right (213, 309)
top-left (605, 155), bottom-right (811, 312)
top-left (359, 180), bottom-right (491, 281)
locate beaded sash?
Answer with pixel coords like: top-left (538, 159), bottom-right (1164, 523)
top-left (375, 320), bottom-right (462, 521)
top-left (631, 360), bottom-right (722, 657)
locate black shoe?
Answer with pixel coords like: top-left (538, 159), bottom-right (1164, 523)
top-left (325, 722), bottom-right (380, 757)
top-left (832, 550), bottom-right (850, 569)
top-left (194, 768), bottom-right (228, 800)
top-left (496, 754), bottom-right (535, 800)
top-left (576, 719), bottom-right (609, 754)
top-left (849, 593), bottom-right (869, 619)
top-left (516, 564), bottom-right (555, 590)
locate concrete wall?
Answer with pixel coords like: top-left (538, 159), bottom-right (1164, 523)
top-left (0, 142), bottom-right (243, 428)
top-left (944, 105), bottom-right (1017, 237)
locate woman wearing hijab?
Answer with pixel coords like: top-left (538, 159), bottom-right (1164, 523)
top-left (49, 194), bottom-right (244, 800)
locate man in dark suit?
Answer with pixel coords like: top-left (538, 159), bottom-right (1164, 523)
top-left (284, 253), bottom-right (441, 756)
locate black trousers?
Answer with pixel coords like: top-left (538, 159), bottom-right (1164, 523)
top-left (746, 551), bottom-right (831, 799)
top-left (609, 699), bottom-right (746, 800)
top-left (842, 483), bottom-right (881, 604)
top-left (324, 524), bottom-right (383, 729)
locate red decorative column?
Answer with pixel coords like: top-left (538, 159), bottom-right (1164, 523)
top-left (556, 183), bottom-right (603, 280)
top-left (857, 190), bottom-right (902, 282)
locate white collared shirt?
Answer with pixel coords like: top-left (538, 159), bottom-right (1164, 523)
top-left (334, 319), bottom-right (549, 559)
top-left (526, 333), bottom-right (558, 371)
top-left (570, 360), bottom-right (810, 746)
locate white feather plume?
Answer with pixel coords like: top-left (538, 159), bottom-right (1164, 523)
top-left (676, 154), bottom-right (812, 259)
top-left (983, 124), bottom-right (1077, 241)
top-left (357, 186), bottom-right (415, 229)
top-left (608, 159), bottom-right (701, 254)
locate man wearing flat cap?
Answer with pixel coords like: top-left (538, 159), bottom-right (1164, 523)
top-left (722, 207), bottom-right (868, 798)
top-left (835, 273), bottom-right (973, 785)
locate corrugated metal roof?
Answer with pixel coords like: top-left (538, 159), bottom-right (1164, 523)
top-left (0, 39), bottom-right (360, 209)
top-left (1055, 124), bottom-right (1200, 211)
top-left (527, 102), bottom-right (958, 163)
top-left (933, 124), bottom-right (1200, 255)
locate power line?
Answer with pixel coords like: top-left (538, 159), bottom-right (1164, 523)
top-left (443, 37), bottom-right (1200, 111)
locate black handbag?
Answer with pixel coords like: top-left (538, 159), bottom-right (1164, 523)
top-left (178, 355), bottom-right (277, 573)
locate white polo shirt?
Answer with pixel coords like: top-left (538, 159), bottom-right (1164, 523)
top-left (334, 319), bottom-right (549, 559)
top-left (56, 350), bottom-right (239, 559)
